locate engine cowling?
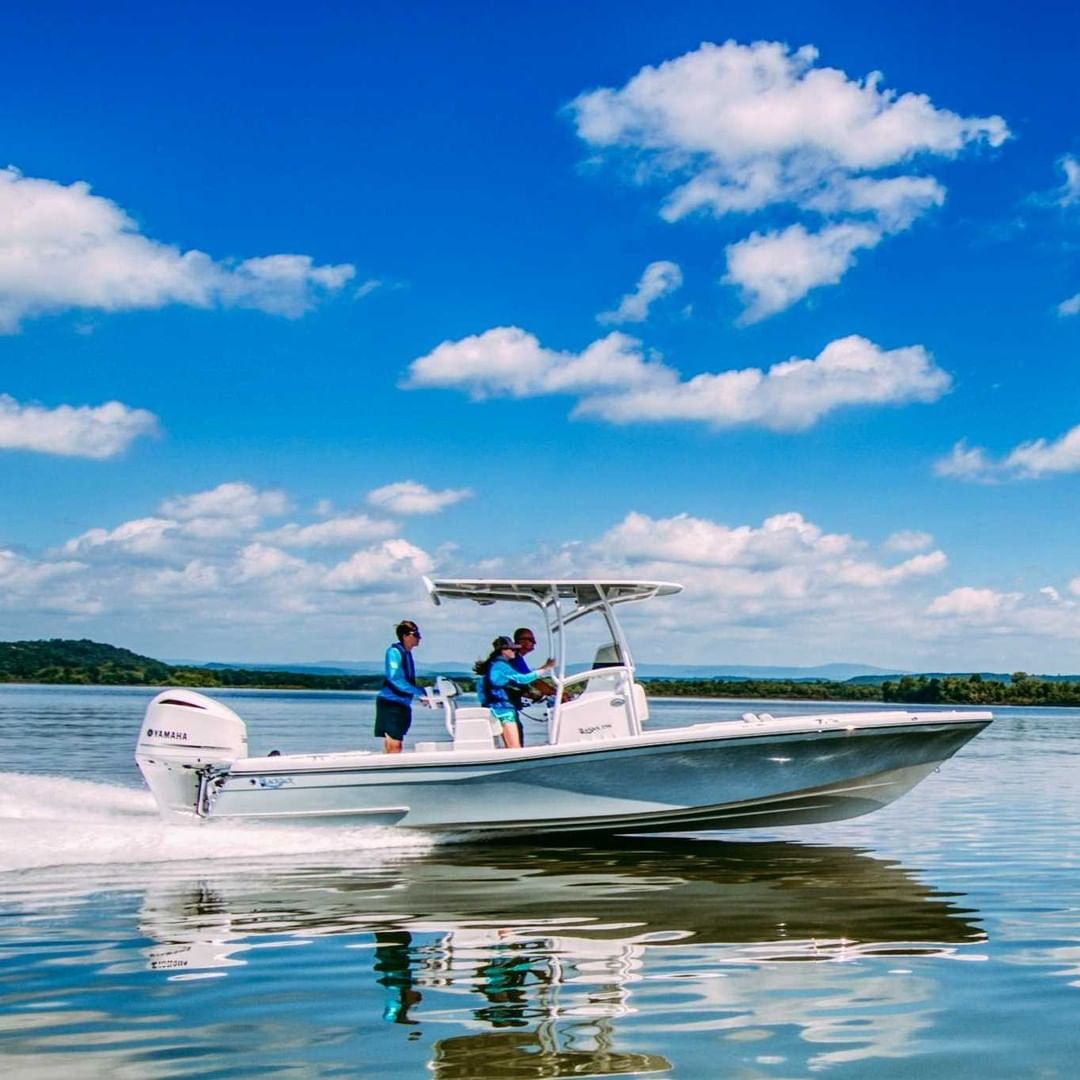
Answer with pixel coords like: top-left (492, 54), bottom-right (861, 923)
top-left (135, 689), bottom-right (247, 818)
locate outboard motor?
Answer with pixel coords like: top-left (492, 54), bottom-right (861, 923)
top-left (135, 689), bottom-right (247, 819)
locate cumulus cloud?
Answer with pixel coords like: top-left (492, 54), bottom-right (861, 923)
top-left (404, 327), bottom-right (665, 400)
top-left (161, 482), bottom-right (290, 522)
top-left (259, 514), bottom-right (397, 547)
top-left (26, 478), bottom-right (445, 635)
top-left (0, 394), bottom-right (159, 458)
top-left (406, 327), bottom-right (950, 431)
top-left (323, 539), bottom-right (434, 589)
top-left (12, 485), bottom-right (1080, 668)
top-left (59, 482), bottom-right (292, 563)
top-left (366, 480), bottom-right (474, 515)
top-left (0, 167), bottom-right (355, 331)
top-left (723, 222), bottom-right (881, 322)
top-left (63, 517), bottom-right (178, 556)
top-left (598, 260), bottom-right (683, 324)
top-left (595, 510), bottom-right (945, 589)
top-left (936, 425), bottom-right (1080, 482)
top-left (883, 530), bottom-right (934, 553)
top-left (926, 586), bottom-right (1021, 620)
top-left (570, 40), bottom-right (1008, 319)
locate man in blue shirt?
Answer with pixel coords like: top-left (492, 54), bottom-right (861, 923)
top-left (507, 627), bottom-right (556, 746)
top-left (374, 620), bottom-right (425, 753)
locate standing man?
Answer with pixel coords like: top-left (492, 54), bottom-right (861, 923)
top-left (508, 627), bottom-right (556, 745)
top-left (374, 619), bottom-right (425, 753)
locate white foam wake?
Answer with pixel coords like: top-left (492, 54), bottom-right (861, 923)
top-left (0, 772), bottom-right (433, 874)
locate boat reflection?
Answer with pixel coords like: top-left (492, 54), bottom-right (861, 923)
top-left (136, 837), bottom-right (984, 1076)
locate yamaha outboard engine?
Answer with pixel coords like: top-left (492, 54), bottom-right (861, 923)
top-left (135, 689), bottom-right (247, 819)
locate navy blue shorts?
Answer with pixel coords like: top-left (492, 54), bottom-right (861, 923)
top-left (374, 698), bottom-right (412, 740)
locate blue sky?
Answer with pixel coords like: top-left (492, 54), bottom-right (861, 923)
top-left (2, 1), bottom-right (1079, 670)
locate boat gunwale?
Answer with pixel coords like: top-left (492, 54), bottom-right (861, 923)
top-left (224, 712), bottom-right (992, 777)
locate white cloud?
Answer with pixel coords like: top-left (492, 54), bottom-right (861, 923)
top-left (259, 514), bottom-right (397, 547)
top-left (598, 510), bottom-right (855, 568)
top-left (0, 167), bottom-right (354, 331)
top-left (406, 328), bottom-right (950, 431)
top-left (926, 586), bottom-right (1021, 620)
top-left (354, 278), bottom-right (382, 299)
top-left (594, 510), bottom-right (946, 592)
top-left (63, 517), bottom-right (177, 556)
top-left (235, 542), bottom-right (313, 582)
top-left (133, 560), bottom-right (222, 598)
top-left (0, 548), bottom-right (98, 614)
top-left (403, 327), bottom-right (665, 400)
top-left (933, 439), bottom-right (996, 482)
top-left (11, 487), bottom-right (1080, 669)
top-left (323, 539), bottom-right (434, 590)
top-left (160, 482), bottom-right (289, 522)
top-left (366, 481), bottom-right (473, 515)
top-left (21, 477), bottom-right (444, 640)
top-left (883, 530), bottom-right (933, 553)
top-left (1058, 292), bottom-right (1080, 317)
top-left (937, 425), bottom-right (1080, 482)
top-left (832, 549), bottom-right (947, 588)
top-left (0, 394), bottom-right (159, 459)
top-left (598, 260), bottom-right (683, 324)
top-left (570, 40), bottom-right (1008, 318)
top-left (1056, 154), bottom-right (1080, 207)
top-left (723, 222), bottom-right (880, 322)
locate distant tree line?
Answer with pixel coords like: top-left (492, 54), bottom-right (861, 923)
top-left (879, 672), bottom-right (1080, 707)
top-left (639, 677), bottom-right (882, 701)
top-left (4, 639), bottom-right (1080, 706)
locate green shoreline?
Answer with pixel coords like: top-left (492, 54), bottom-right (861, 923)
top-left (3, 638), bottom-right (1080, 707)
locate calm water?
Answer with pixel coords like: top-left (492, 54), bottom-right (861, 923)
top-left (1, 686), bottom-right (1078, 1078)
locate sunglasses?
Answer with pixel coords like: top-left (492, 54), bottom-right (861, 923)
top-left (407, 630), bottom-right (421, 639)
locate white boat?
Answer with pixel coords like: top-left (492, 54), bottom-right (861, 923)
top-left (135, 578), bottom-right (991, 834)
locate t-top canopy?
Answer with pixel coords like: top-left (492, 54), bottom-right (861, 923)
top-left (424, 577), bottom-right (683, 608)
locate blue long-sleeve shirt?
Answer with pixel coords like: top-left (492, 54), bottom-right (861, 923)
top-left (484, 659), bottom-right (547, 723)
top-left (377, 643), bottom-right (421, 705)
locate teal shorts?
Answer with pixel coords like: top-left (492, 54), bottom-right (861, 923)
top-left (488, 708), bottom-right (517, 735)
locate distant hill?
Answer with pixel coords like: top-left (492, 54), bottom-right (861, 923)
top-left (164, 658), bottom-right (905, 681)
top-left (0, 639), bottom-right (387, 690)
top-left (0, 638), bottom-right (173, 685)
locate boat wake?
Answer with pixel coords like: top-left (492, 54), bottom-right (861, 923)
top-left (0, 772), bottom-right (434, 874)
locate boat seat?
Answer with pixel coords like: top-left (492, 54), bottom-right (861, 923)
top-left (452, 707), bottom-right (496, 752)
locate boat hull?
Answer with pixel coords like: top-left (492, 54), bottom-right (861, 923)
top-left (203, 715), bottom-right (989, 835)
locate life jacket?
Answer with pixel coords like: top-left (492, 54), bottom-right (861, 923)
top-left (480, 659), bottom-right (515, 712)
top-left (379, 641), bottom-right (416, 703)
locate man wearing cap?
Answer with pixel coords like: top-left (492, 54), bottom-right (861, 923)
top-left (374, 619), bottom-right (426, 753)
top-left (506, 627), bottom-right (556, 746)
top-left (479, 636), bottom-right (555, 749)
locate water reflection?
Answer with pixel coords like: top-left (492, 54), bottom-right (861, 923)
top-left (120, 837), bottom-right (984, 1075)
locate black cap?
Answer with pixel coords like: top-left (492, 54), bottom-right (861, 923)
top-left (492, 635), bottom-right (519, 651)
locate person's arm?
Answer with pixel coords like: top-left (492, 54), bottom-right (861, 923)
top-left (491, 663), bottom-right (553, 688)
top-left (385, 647), bottom-right (422, 699)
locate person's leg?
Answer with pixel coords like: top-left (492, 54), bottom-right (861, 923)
top-left (501, 721), bottom-right (521, 750)
top-left (375, 700), bottom-right (409, 753)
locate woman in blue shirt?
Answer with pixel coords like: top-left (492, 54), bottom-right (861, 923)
top-left (478, 636), bottom-right (554, 749)
top-left (374, 620), bottom-right (425, 753)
